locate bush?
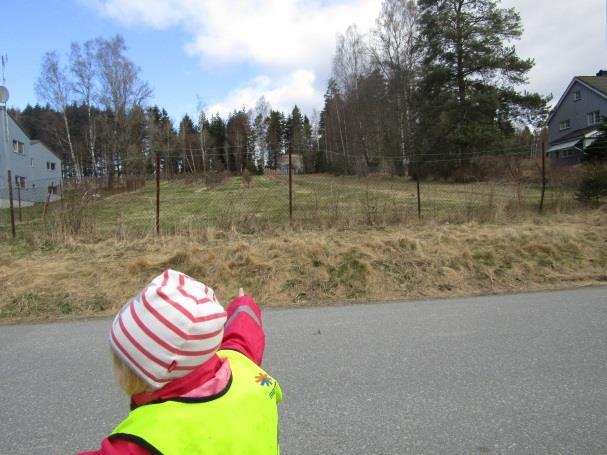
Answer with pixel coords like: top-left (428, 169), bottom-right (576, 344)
top-left (576, 165), bottom-right (607, 206)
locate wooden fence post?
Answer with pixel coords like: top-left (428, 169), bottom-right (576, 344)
top-left (156, 150), bottom-right (160, 235)
top-left (7, 170), bottom-right (16, 238)
top-left (539, 142), bottom-right (546, 213)
top-left (288, 143), bottom-right (293, 222)
top-left (16, 181), bottom-right (22, 222)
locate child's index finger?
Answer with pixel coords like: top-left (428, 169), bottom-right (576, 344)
top-left (239, 287), bottom-right (244, 297)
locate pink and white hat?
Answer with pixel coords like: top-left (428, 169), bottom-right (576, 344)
top-left (110, 269), bottom-right (227, 389)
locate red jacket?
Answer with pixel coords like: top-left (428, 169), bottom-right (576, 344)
top-left (78, 295), bottom-right (265, 455)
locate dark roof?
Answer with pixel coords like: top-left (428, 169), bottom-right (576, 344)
top-left (577, 76), bottom-right (607, 96)
top-left (551, 125), bottom-right (598, 145)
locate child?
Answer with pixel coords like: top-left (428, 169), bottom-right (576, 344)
top-left (78, 269), bottom-right (282, 455)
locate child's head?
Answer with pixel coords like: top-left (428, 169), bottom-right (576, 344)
top-left (109, 269), bottom-right (226, 394)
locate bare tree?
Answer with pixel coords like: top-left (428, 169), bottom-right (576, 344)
top-left (70, 40), bottom-right (98, 176)
top-left (252, 96), bottom-right (270, 168)
top-left (196, 97), bottom-right (208, 175)
top-left (95, 35), bottom-right (152, 183)
top-left (371, 0), bottom-right (421, 171)
top-left (36, 51), bottom-right (82, 179)
top-left (333, 24), bottom-right (371, 169)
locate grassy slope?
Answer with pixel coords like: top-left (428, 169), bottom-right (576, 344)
top-left (1, 209), bottom-right (605, 323)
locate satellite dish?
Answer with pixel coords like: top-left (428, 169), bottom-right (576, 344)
top-left (0, 86), bottom-right (9, 103)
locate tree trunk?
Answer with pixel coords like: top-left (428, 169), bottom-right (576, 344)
top-left (334, 102), bottom-right (348, 173)
top-left (62, 110), bottom-right (82, 181)
top-left (87, 105), bottom-right (96, 177)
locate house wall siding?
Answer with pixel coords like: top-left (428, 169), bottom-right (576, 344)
top-left (548, 80), bottom-right (607, 144)
top-left (0, 110), bottom-right (62, 202)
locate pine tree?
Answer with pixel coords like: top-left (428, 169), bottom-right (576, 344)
top-left (266, 111), bottom-right (285, 170)
top-left (417, 0), bottom-right (548, 170)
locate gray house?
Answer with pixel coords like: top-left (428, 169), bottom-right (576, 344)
top-left (0, 106), bottom-right (62, 205)
top-left (547, 70), bottom-right (607, 164)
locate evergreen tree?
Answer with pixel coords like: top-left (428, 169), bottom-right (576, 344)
top-left (266, 110), bottom-right (285, 169)
top-left (207, 114), bottom-right (227, 171)
top-left (416, 0), bottom-right (548, 171)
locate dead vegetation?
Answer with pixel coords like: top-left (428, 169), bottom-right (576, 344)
top-left (1, 208), bottom-right (606, 323)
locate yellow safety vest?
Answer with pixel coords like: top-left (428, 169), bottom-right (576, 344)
top-left (110, 349), bottom-right (282, 454)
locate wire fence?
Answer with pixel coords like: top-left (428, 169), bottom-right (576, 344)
top-left (0, 150), bottom-right (584, 241)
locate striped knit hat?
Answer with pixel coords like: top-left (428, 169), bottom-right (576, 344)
top-left (110, 269), bottom-right (227, 390)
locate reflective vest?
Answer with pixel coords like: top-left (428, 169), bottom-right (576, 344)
top-left (110, 349), bottom-right (282, 455)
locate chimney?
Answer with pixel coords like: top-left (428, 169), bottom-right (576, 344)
top-left (596, 70), bottom-right (607, 77)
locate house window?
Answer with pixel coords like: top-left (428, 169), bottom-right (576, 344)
top-left (573, 91), bottom-right (581, 101)
top-left (587, 111), bottom-right (601, 126)
top-left (47, 161), bottom-right (56, 171)
top-left (559, 120), bottom-right (571, 131)
top-left (562, 149), bottom-right (575, 158)
top-left (14, 175), bottom-right (26, 189)
top-left (48, 185), bottom-right (58, 195)
top-left (12, 140), bottom-right (24, 155)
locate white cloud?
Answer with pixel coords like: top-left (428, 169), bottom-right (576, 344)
top-left (206, 70), bottom-right (318, 117)
top-left (502, 0), bottom-right (606, 102)
top-left (82, 0), bottom-right (381, 114)
top-left (86, 0), bottom-right (604, 114)
top-left (86, 0), bottom-right (380, 68)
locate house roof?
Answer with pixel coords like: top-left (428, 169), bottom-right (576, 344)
top-left (577, 76), bottom-right (607, 95)
top-left (547, 74), bottom-right (607, 124)
top-left (553, 125), bottom-right (599, 144)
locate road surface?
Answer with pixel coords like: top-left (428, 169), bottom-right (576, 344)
top-left (1, 287), bottom-right (606, 454)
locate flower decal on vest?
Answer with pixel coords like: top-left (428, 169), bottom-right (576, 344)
top-left (255, 373), bottom-right (273, 387)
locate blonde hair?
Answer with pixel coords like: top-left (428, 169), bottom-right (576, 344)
top-left (112, 352), bottom-right (151, 396)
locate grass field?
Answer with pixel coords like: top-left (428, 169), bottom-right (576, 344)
top-left (0, 174), bottom-right (578, 239)
top-left (2, 173), bottom-right (599, 324)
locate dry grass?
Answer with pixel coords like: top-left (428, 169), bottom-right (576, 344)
top-left (0, 174), bottom-right (578, 240)
top-left (1, 209), bottom-right (606, 323)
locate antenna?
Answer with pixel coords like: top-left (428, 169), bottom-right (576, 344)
top-left (0, 54), bottom-right (7, 86)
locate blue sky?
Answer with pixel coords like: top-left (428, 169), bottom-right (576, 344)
top-left (1, 0), bottom-right (605, 122)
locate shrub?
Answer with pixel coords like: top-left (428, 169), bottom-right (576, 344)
top-left (576, 165), bottom-right (607, 206)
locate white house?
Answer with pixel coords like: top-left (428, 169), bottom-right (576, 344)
top-left (0, 100), bottom-right (62, 205)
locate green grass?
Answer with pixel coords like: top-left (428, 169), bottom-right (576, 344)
top-left (0, 174), bottom-right (577, 239)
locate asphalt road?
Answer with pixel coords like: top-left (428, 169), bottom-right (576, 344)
top-left (1, 287), bottom-right (606, 454)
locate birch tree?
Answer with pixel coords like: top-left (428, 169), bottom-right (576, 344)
top-left (70, 40), bottom-right (98, 176)
top-left (371, 0), bottom-right (420, 172)
top-left (36, 51), bottom-right (82, 179)
top-left (95, 35), bottom-right (152, 182)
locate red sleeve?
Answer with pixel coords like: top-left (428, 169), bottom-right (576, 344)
top-left (77, 437), bottom-right (151, 455)
top-left (220, 295), bottom-right (265, 365)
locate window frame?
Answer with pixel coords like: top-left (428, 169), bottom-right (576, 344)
top-left (12, 140), bottom-right (25, 155)
top-left (559, 119), bottom-right (571, 131)
top-left (587, 111), bottom-right (601, 126)
top-left (14, 175), bottom-right (26, 189)
top-left (573, 90), bottom-right (582, 101)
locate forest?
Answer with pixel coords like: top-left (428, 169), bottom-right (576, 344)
top-left (10, 0), bottom-right (551, 184)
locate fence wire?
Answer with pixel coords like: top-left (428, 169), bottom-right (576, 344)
top-left (0, 156), bottom-right (582, 240)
